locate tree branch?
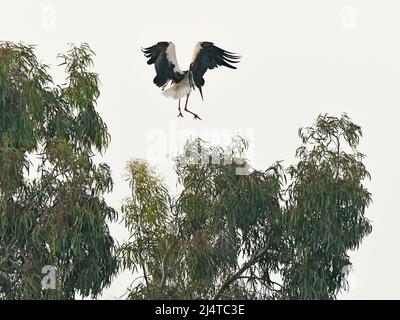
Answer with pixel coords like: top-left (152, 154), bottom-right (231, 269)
top-left (214, 246), bottom-right (269, 300)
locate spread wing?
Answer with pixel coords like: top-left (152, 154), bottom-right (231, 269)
top-left (190, 42), bottom-right (241, 99)
top-left (142, 42), bottom-right (184, 87)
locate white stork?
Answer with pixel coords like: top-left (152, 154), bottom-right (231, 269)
top-left (142, 42), bottom-right (240, 119)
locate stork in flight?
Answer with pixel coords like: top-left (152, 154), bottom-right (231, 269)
top-left (142, 42), bottom-right (240, 120)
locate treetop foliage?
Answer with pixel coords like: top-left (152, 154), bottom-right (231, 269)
top-left (119, 114), bottom-right (372, 300)
top-left (0, 42), bottom-right (117, 299)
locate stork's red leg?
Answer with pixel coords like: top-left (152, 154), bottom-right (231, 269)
top-left (177, 99), bottom-right (183, 117)
top-left (184, 93), bottom-right (201, 120)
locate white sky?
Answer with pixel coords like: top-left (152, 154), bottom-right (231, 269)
top-left (2, 0), bottom-right (400, 299)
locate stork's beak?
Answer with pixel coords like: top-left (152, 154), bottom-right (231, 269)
top-left (199, 87), bottom-right (204, 101)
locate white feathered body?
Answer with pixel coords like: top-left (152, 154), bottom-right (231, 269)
top-left (162, 71), bottom-right (192, 100)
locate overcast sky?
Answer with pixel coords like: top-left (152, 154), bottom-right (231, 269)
top-left (2, 0), bottom-right (400, 299)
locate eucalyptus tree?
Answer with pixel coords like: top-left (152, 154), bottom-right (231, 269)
top-left (281, 114), bottom-right (372, 299)
top-left (119, 114), bottom-right (372, 300)
top-left (0, 42), bottom-right (117, 299)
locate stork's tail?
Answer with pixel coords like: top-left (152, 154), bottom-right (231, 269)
top-left (162, 82), bottom-right (191, 100)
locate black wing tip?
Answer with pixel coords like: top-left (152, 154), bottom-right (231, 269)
top-left (141, 47), bottom-right (152, 57)
top-left (222, 53), bottom-right (240, 69)
top-left (141, 42), bottom-right (170, 51)
top-left (223, 51), bottom-right (241, 60)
